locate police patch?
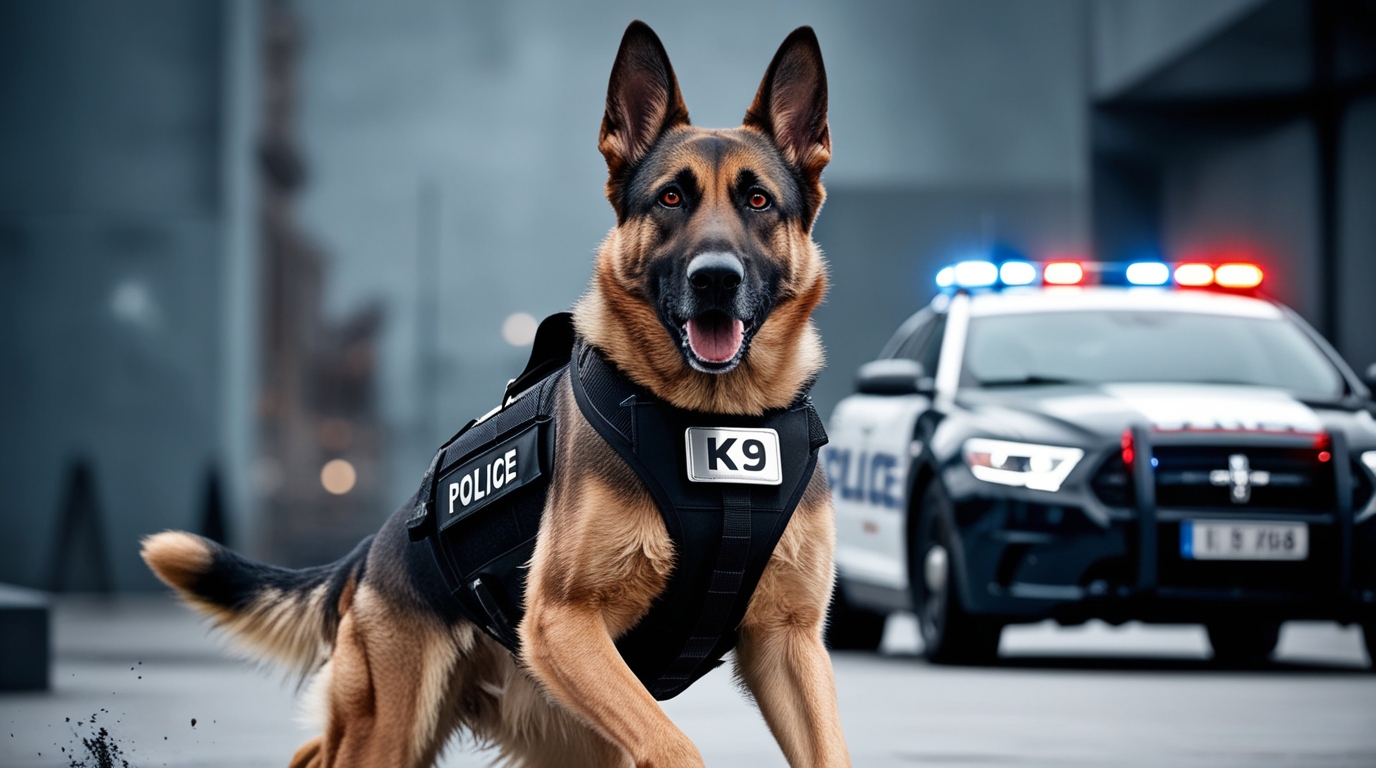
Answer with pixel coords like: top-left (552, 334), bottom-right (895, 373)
top-left (438, 422), bottom-right (545, 530)
top-left (684, 427), bottom-right (782, 485)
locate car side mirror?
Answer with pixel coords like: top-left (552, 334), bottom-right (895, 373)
top-left (856, 359), bottom-right (933, 396)
top-left (1365, 363), bottom-right (1376, 391)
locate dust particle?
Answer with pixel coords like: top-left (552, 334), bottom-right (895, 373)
top-left (67, 723), bottom-right (131, 768)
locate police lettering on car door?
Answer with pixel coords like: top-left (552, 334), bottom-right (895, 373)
top-left (823, 447), bottom-right (903, 509)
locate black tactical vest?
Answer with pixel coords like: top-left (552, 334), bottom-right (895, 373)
top-left (406, 313), bottom-right (827, 700)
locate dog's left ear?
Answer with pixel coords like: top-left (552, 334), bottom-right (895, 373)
top-left (744, 27), bottom-right (830, 181)
top-left (599, 21), bottom-right (690, 204)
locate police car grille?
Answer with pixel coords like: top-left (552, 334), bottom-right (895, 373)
top-left (1152, 446), bottom-right (1335, 512)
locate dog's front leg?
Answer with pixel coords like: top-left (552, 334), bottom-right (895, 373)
top-left (735, 477), bottom-right (851, 767)
top-left (523, 599), bottom-right (704, 768)
top-left (518, 396), bottom-right (703, 767)
top-left (736, 619), bottom-right (849, 767)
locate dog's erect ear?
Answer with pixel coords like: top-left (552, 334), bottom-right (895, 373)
top-left (743, 27), bottom-right (830, 179)
top-left (599, 21), bottom-right (690, 188)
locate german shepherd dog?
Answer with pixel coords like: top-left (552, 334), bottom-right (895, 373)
top-left (143, 21), bottom-right (849, 768)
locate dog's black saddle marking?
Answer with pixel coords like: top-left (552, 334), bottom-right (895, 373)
top-left (408, 312), bottom-right (827, 701)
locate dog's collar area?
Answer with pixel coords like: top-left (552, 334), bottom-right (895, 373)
top-left (574, 333), bottom-right (818, 421)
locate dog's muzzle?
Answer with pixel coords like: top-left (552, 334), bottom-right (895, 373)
top-left (683, 252), bottom-right (748, 370)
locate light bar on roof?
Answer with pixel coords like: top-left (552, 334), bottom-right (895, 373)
top-left (999, 261), bottom-right (1038, 286)
top-left (1214, 263), bottom-right (1264, 289)
top-left (952, 260), bottom-right (999, 288)
top-left (1125, 262), bottom-right (1170, 286)
top-left (1042, 261), bottom-right (1084, 285)
top-left (935, 266), bottom-right (955, 288)
top-left (1173, 263), bottom-right (1214, 287)
top-left (933, 258), bottom-right (1264, 291)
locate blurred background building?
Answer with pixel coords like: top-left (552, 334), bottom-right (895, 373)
top-left (1, 0), bottom-right (1373, 590)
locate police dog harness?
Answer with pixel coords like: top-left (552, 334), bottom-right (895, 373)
top-left (406, 313), bottom-right (827, 700)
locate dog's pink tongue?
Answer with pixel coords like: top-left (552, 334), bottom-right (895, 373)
top-left (686, 314), bottom-right (744, 363)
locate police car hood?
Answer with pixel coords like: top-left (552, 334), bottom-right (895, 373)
top-left (957, 383), bottom-right (1350, 446)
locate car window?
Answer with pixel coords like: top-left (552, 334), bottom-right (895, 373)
top-left (880, 309), bottom-right (934, 359)
top-left (962, 310), bottom-right (1345, 397)
top-left (894, 320), bottom-right (934, 360)
top-left (899, 314), bottom-right (946, 379)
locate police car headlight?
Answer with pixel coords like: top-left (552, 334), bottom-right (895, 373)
top-left (963, 438), bottom-right (1084, 492)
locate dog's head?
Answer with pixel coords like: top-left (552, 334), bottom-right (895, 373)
top-left (577, 21), bottom-right (830, 414)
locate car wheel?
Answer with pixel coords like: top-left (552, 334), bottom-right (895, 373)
top-left (1206, 620), bottom-right (1281, 666)
top-left (911, 482), bottom-right (1002, 665)
top-left (824, 581), bottom-right (887, 651)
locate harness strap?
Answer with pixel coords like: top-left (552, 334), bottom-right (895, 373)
top-left (655, 487), bottom-right (753, 694)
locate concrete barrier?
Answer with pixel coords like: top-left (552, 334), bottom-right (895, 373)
top-left (0, 583), bottom-right (49, 691)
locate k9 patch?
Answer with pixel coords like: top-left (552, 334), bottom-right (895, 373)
top-left (684, 427), bottom-right (782, 486)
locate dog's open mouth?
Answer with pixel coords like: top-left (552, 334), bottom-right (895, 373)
top-left (684, 310), bottom-right (746, 371)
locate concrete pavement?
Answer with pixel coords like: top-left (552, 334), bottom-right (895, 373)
top-left (1, 597), bottom-right (1371, 767)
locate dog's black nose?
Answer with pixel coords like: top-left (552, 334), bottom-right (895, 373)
top-left (687, 252), bottom-right (743, 300)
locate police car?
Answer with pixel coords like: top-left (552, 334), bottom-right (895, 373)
top-left (823, 258), bottom-right (1376, 666)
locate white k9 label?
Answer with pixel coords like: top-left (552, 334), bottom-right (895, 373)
top-left (684, 427), bottom-right (782, 485)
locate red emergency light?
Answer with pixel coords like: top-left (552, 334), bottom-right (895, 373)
top-left (1042, 262), bottom-right (1085, 286)
top-left (1214, 263), bottom-right (1264, 289)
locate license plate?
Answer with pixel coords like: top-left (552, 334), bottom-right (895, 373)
top-left (1180, 520), bottom-right (1308, 561)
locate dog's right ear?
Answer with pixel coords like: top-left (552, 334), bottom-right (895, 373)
top-left (599, 21), bottom-right (689, 206)
top-left (744, 27), bottom-right (829, 183)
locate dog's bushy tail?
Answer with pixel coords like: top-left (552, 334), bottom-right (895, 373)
top-left (141, 531), bottom-right (371, 674)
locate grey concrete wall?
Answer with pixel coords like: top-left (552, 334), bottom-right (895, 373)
top-left (217, 0), bottom-right (262, 560)
top-left (287, 0), bottom-right (1091, 504)
top-left (1160, 120), bottom-right (1321, 326)
top-left (1146, 107), bottom-right (1376, 376)
top-left (1092, 0), bottom-right (1376, 373)
top-left (1092, 0), bottom-right (1264, 97)
top-left (0, 0), bottom-right (227, 590)
top-left (1339, 96), bottom-right (1376, 375)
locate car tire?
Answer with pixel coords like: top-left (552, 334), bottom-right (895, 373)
top-left (1206, 620), bottom-right (1281, 666)
top-left (911, 482), bottom-right (1002, 665)
top-left (825, 581), bottom-right (887, 651)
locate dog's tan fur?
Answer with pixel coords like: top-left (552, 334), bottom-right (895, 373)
top-left (143, 21), bottom-right (849, 768)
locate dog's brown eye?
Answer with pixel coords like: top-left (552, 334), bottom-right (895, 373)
top-left (659, 189), bottom-right (682, 208)
top-left (748, 191), bottom-right (770, 210)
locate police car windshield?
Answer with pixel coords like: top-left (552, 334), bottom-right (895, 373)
top-left (963, 310), bottom-right (1345, 398)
